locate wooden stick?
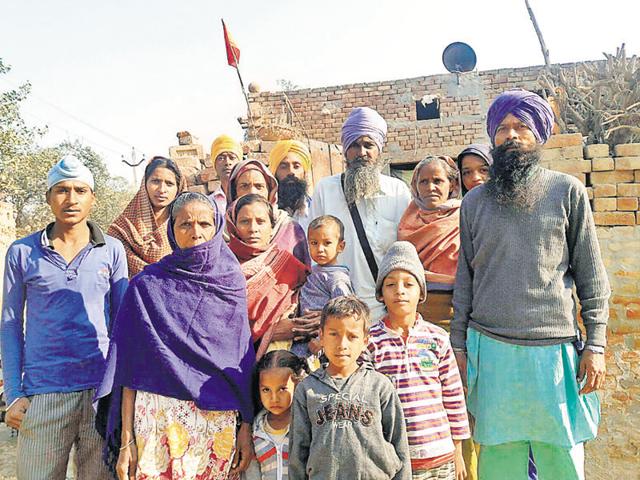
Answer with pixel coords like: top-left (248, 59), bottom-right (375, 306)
top-left (524, 0), bottom-right (551, 68)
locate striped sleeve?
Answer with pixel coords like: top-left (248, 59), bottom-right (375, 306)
top-left (438, 339), bottom-right (470, 440)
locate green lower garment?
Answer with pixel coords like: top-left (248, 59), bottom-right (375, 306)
top-left (478, 441), bottom-right (583, 480)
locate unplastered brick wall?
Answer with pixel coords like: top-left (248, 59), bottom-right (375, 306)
top-left (539, 135), bottom-right (640, 226)
top-left (587, 225), bottom-right (640, 477)
top-left (169, 139), bottom-right (343, 196)
top-left (248, 61), bottom-right (598, 164)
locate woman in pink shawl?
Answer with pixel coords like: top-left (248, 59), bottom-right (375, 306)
top-left (227, 159), bottom-right (310, 266)
top-left (226, 160), bottom-right (319, 359)
top-left (397, 155), bottom-right (461, 329)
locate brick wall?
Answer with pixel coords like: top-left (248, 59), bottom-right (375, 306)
top-left (169, 139), bottom-right (343, 196)
top-left (588, 226), bottom-right (640, 477)
top-left (534, 136), bottom-right (640, 475)
top-left (247, 62), bottom-right (592, 163)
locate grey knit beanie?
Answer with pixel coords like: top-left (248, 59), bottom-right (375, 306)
top-left (375, 241), bottom-right (427, 303)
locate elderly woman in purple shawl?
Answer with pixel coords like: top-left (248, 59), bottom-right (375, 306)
top-left (96, 192), bottom-right (255, 480)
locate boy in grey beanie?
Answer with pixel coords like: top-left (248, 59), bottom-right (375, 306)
top-left (374, 241), bottom-right (426, 303)
top-left (369, 241), bottom-right (470, 479)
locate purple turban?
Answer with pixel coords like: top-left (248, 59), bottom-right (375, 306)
top-left (486, 89), bottom-right (555, 145)
top-left (341, 107), bottom-right (387, 153)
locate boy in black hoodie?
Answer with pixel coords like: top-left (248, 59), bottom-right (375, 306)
top-left (289, 296), bottom-right (411, 480)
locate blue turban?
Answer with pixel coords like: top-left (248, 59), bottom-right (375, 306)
top-left (341, 107), bottom-right (387, 153)
top-left (486, 89), bottom-right (555, 145)
top-left (47, 155), bottom-right (95, 190)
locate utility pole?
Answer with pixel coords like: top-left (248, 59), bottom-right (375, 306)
top-left (121, 147), bottom-right (146, 186)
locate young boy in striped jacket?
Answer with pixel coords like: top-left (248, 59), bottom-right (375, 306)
top-left (368, 241), bottom-right (470, 480)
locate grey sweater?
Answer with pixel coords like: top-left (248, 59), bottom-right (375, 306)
top-left (451, 168), bottom-right (610, 349)
top-left (289, 363), bottom-right (411, 480)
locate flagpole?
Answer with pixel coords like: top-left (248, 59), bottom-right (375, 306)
top-left (222, 19), bottom-right (254, 137)
top-left (231, 47), bottom-right (254, 128)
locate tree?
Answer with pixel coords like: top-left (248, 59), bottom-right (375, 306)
top-left (0, 59), bottom-right (135, 237)
top-left (0, 58), bottom-right (44, 160)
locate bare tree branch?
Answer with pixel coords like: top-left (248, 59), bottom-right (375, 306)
top-left (524, 0), bottom-right (551, 68)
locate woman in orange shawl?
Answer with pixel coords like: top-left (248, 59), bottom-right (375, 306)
top-left (108, 157), bottom-right (186, 277)
top-left (227, 194), bottom-right (310, 360)
top-left (397, 155), bottom-right (461, 328)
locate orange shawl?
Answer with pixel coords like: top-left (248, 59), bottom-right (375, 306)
top-left (398, 156), bottom-right (462, 287)
top-left (107, 178), bottom-right (186, 277)
top-left (398, 202), bottom-right (461, 286)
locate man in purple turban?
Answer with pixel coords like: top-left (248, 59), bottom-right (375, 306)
top-left (310, 107), bottom-right (411, 321)
top-left (451, 89), bottom-right (609, 479)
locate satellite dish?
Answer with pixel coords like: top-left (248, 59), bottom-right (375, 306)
top-left (442, 42), bottom-right (477, 73)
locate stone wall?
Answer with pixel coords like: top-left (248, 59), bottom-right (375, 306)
top-left (0, 202), bottom-right (16, 293)
top-left (247, 62), bottom-right (596, 164)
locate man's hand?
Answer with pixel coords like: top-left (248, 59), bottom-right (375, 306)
top-left (229, 422), bottom-right (254, 475)
top-left (271, 304), bottom-right (299, 341)
top-left (578, 350), bottom-right (606, 394)
top-left (5, 397), bottom-right (30, 430)
top-left (293, 310), bottom-right (321, 342)
top-left (454, 351), bottom-right (468, 390)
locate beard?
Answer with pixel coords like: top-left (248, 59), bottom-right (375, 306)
top-left (486, 141), bottom-right (543, 210)
top-left (343, 157), bottom-right (385, 205)
top-left (277, 175), bottom-right (308, 214)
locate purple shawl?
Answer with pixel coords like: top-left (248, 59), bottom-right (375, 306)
top-left (95, 196), bottom-right (255, 469)
top-left (486, 89), bottom-right (555, 145)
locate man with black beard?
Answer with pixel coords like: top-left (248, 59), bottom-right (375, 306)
top-left (451, 90), bottom-right (610, 479)
top-left (268, 140), bottom-right (313, 230)
top-left (309, 107), bottom-right (411, 321)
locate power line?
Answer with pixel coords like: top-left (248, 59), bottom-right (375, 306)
top-left (21, 109), bottom-right (127, 157)
top-left (0, 76), bottom-right (139, 151)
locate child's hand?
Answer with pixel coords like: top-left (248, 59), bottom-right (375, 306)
top-left (453, 440), bottom-right (467, 480)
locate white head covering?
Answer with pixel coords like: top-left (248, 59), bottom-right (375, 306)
top-left (47, 155), bottom-right (95, 190)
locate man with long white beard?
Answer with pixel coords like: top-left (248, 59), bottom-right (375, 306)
top-left (309, 107), bottom-right (411, 321)
top-left (451, 89), bottom-right (610, 479)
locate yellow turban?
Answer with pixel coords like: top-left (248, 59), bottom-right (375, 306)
top-left (267, 140), bottom-right (311, 174)
top-left (210, 134), bottom-right (243, 163)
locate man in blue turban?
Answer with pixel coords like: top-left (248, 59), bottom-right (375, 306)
top-left (451, 90), bottom-right (609, 479)
top-left (2, 155), bottom-right (128, 478)
top-left (310, 107), bottom-right (411, 321)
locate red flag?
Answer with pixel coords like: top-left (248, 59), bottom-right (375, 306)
top-left (222, 19), bottom-right (240, 68)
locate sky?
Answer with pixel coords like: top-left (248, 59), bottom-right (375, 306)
top-left (1, 0), bottom-right (638, 183)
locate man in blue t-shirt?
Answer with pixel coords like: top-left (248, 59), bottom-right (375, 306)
top-left (1, 155), bottom-right (128, 479)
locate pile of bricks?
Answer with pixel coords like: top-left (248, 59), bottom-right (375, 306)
top-left (540, 134), bottom-right (640, 225)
